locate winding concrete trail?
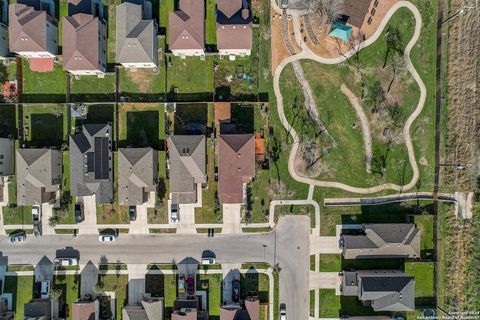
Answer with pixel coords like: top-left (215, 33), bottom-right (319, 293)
top-left (274, 1), bottom-right (426, 194)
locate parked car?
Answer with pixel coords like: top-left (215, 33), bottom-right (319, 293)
top-left (187, 276), bottom-right (195, 296)
top-left (201, 257), bottom-right (215, 265)
top-left (280, 304), bottom-right (287, 320)
top-left (32, 205), bottom-right (41, 237)
top-left (171, 204), bottom-right (179, 222)
top-left (9, 232), bottom-right (26, 243)
top-left (129, 206), bottom-right (136, 221)
top-left (40, 281), bottom-right (50, 299)
top-left (75, 203), bottom-right (84, 223)
top-left (99, 234), bottom-right (118, 242)
top-left (178, 275), bottom-right (185, 295)
top-left (214, 166), bottom-right (218, 181)
top-left (232, 279), bottom-right (240, 303)
top-left (54, 257), bottom-right (79, 266)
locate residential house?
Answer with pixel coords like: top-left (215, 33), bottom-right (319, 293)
top-left (16, 148), bottom-right (61, 206)
top-left (220, 297), bottom-right (259, 320)
top-left (116, 0), bottom-right (158, 69)
top-left (24, 299), bottom-right (53, 320)
top-left (168, 0), bottom-right (204, 57)
top-left (341, 270), bottom-right (415, 311)
top-left (218, 134), bottom-right (255, 204)
top-left (341, 224), bottom-right (421, 259)
top-left (68, 0), bottom-right (103, 16)
top-left (216, 0), bottom-right (252, 57)
top-left (172, 298), bottom-right (208, 320)
top-left (70, 124), bottom-right (113, 204)
top-left (118, 148), bottom-right (157, 206)
top-left (122, 298), bottom-right (163, 320)
top-left (0, 138), bottom-right (14, 177)
top-left (0, 297), bottom-right (14, 319)
top-left (72, 298), bottom-right (99, 320)
top-left (0, 1), bottom-right (9, 59)
top-left (167, 135), bottom-right (206, 204)
top-left (62, 1), bottom-right (107, 76)
top-left (9, 0), bottom-right (58, 58)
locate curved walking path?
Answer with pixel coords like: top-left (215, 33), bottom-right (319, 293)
top-left (340, 84), bottom-right (372, 173)
top-left (274, 1), bottom-right (426, 194)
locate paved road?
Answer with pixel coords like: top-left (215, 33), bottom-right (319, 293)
top-left (0, 216), bottom-right (310, 319)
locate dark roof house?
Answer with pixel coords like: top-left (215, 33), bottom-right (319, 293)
top-left (220, 298), bottom-right (259, 320)
top-left (341, 270), bottom-right (415, 311)
top-left (168, 0), bottom-right (204, 55)
top-left (16, 149), bottom-right (62, 205)
top-left (70, 124), bottom-right (113, 204)
top-left (116, 0), bottom-right (158, 68)
top-left (216, 0), bottom-right (252, 55)
top-left (62, 10), bottom-right (107, 75)
top-left (122, 298), bottom-right (163, 320)
top-left (24, 299), bottom-right (52, 319)
top-left (342, 224), bottom-right (421, 259)
top-left (167, 135), bottom-right (206, 204)
top-left (218, 134), bottom-right (255, 204)
top-left (118, 148), bottom-right (157, 205)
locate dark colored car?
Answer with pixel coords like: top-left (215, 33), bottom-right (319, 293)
top-left (187, 276), bottom-right (195, 296)
top-left (129, 206), bottom-right (136, 221)
top-left (75, 203), bottom-right (84, 223)
top-left (232, 279), bottom-right (240, 302)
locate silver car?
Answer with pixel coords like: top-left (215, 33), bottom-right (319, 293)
top-left (9, 233), bottom-right (26, 243)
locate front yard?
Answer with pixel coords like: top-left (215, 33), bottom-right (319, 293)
top-left (2, 275), bottom-right (34, 319)
top-left (96, 274), bottom-right (128, 320)
top-left (196, 273), bottom-right (222, 317)
top-left (53, 274), bottom-right (81, 320)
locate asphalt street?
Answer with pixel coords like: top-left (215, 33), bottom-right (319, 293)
top-left (0, 216), bottom-right (310, 320)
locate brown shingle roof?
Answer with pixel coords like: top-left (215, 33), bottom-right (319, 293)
top-left (216, 0), bottom-right (252, 51)
top-left (342, 0), bottom-right (372, 28)
top-left (9, 3), bottom-right (56, 53)
top-left (168, 0), bottom-right (204, 50)
top-left (218, 134), bottom-right (255, 204)
top-left (62, 13), bottom-right (103, 71)
top-left (72, 300), bottom-right (97, 320)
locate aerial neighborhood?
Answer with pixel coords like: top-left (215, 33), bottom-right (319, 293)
top-left (0, 0), bottom-right (476, 319)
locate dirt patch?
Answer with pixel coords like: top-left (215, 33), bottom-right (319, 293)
top-left (271, 11), bottom-right (291, 71)
top-left (125, 69), bottom-right (157, 92)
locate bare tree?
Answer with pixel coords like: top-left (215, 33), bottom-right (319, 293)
top-left (309, 0), bottom-right (344, 24)
top-left (386, 53), bottom-right (407, 94)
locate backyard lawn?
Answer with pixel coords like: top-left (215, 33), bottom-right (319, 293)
top-left (74, 104), bottom-right (115, 127)
top-left (70, 75), bottom-right (116, 102)
top-left (0, 105), bottom-right (16, 138)
top-left (23, 104), bottom-right (67, 148)
top-left (119, 67), bottom-right (166, 102)
top-left (53, 274), bottom-right (81, 320)
top-left (2, 275), bottom-right (34, 319)
top-left (118, 103), bottom-right (165, 149)
top-left (405, 261), bottom-right (435, 306)
top-left (166, 56), bottom-right (214, 101)
top-left (414, 214), bottom-right (434, 258)
top-left (22, 59), bottom-right (67, 103)
top-left (97, 274), bottom-right (128, 320)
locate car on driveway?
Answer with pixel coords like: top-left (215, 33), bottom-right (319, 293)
top-left (187, 275), bottom-right (195, 296)
top-left (32, 205), bottom-right (41, 237)
top-left (178, 275), bottom-right (185, 295)
top-left (99, 234), bottom-right (118, 242)
top-left (232, 279), bottom-right (240, 302)
top-left (171, 204), bottom-right (179, 222)
top-left (201, 257), bottom-right (215, 265)
top-left (75, 203), bottom-right (84, 222)
top-left (129, 206), bottom-right (136, 221)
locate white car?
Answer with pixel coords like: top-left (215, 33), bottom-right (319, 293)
top-left (40, 281), bottom-right (50, 299)
top-left (9, 233), bottom-right (26, 243)
top-left (32, 205), bottom-right (41, 222)
top-left (54, 257), bottom-right (79, 266)
top-left (201, 258), bottom-right (215, 265)
top-left (99, 234), bottom-right (118, 242)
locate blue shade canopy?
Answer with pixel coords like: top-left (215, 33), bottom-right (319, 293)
top-left (328, 22), bottom-right (352, 42)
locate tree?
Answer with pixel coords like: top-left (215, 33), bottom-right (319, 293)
top-left (383, 25), bottom-right (402, 68)
top-left (48, 214), bottom-right (61, 227)
top-left (386, 53), bottom-right (406, 94)
top-left (50, 288), bottom-right (63, 300)
top-left (59, 190), bottom-right (71, 211)
top-left (366, 79), bottom-right (385, 113)
top-left (309, 0), bottom-right (344, 25)
top-left (0, 64), bottom-right (8, 83)
top-left (156, 178), bottom-right (166, 207)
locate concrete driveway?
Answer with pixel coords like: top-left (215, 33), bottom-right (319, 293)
top-left (309, 271), bottom-right (341, 291)
top-left (222, 204), bottom-right (242, 234)
top-left (310, 235), bottom-right (341, 254)
top-left (129, 205), bottom-right (148, 234)
top-left (222, 265), bottom-right (240, 304)
top-left (78, 196), bottom-right (97, 235)
top-left (41, 203), bottom-right (55, 236)
top-left (176, 204), bottom-right (196, 234)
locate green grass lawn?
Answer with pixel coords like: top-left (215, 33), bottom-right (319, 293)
top-left (97, 274), bottom-right (128, 320)
top-left (118, 103), bottom-right (165, 148)
top-left (70, 74), bottom-right (116, 102)
top-left (3, 275), bottom-right (34, 319)
top-left (319, 289), bottom-right (340, 318)
top-left (2, 205), bottom-right (33, 225)
top-left (106, 0), bottom-right (121, 65)
top-left (159, 0), bottom-right (173, 40)
top-left (58, 0), bottom-right (68, 46)
top-left (0, 105), bottom-right (16, 138)
top-left (241, 271), bottom-right (270, 303)
top-left (341, 258), bottom-right (404, 271)
top-left (163, 274), bottom-right (177, 317)
top-left (166, 56), bottom-right (214, 101)
top-left (119, 68), bottom-right (166, 101)
top-left (414, 214), bottom-right (434, 258)
top-left (405, 261), bottom-right (435, 305)
top-left (23, 104), bottom-right (67, 148)
top-left (75, 104), bottom-right (115, 127)
top-left (22, 59), bottom-right (67, 103)
top-left (197, 273), bottom-right (222, 316)
top-left (319, 254), bottom-right (341, 272)
top-left (310, 290), bottom-right (315, 316)
top-left (53, 274), bottom-right (80, 320)
top-left (205, 0), bottom-right (216, 46)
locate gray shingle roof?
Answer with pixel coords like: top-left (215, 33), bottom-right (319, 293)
top-left (16, 149), bottom-right (62, 205)
top-left (341, 270), bottom-right (415, 311)
top-left (342, 224), bottom-right (421, 259)
top-left (0, 138), bottom-right (15, 176)
top-left (118, 148), bottom-right (157, 205)
top-left (116, 1), bottom-right (157, 65)
top-left (69, 124), bottom-right (113, 204)
top-left (167, 135), bottom-right (206, 204)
